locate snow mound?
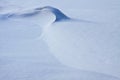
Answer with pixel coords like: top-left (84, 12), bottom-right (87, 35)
top-left (0, 5), bottom-right (120, 80)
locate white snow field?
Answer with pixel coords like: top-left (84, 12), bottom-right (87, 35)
top-left (0, 0), bottom-right (120, 80)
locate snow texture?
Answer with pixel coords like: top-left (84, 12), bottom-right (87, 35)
top-left (0, 0), bottom-right (120, 80)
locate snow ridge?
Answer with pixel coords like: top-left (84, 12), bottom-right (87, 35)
top-left (0, 6), bottom-right (71, 22)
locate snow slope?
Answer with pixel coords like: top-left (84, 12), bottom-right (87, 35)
top-left (0, 0), bottom-right (120, 80)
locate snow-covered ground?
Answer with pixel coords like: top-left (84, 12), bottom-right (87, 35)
top-left (0, 0), bottom-right (120, 80)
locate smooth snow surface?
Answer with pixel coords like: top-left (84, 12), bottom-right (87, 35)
top-left (0, 0), bottom-right (120, 80)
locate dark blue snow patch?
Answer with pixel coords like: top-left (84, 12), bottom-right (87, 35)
top-left (34, 6), bottom-right (96, 23)
top-left (0, 13), bottom-right (14, 20)
top-left (35, 6), bottom-right (71, 22)
top-left (18, 11), bottom-right (40, 17)
top-left (0, 11), bottom-right (41, 20)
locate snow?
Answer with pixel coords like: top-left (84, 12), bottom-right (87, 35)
top-left (0, 0), bottom-right (120, 80)
top-left (43, 21), bottom-right (120, 78)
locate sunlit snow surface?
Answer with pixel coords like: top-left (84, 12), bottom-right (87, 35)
top-left (0, 0), bottom-right (120, 80)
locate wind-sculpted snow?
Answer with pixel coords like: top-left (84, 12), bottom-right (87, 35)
top-left (42, 20), bottom-right (120, 78)
top-left (29, 7), bottom-right (120, 78)
top-left (35, 6), bottom-right (71, 22)
top-left (0, 6), bottom-right (70, 22)
top-left (0, 5), bottom-right (120, 80)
